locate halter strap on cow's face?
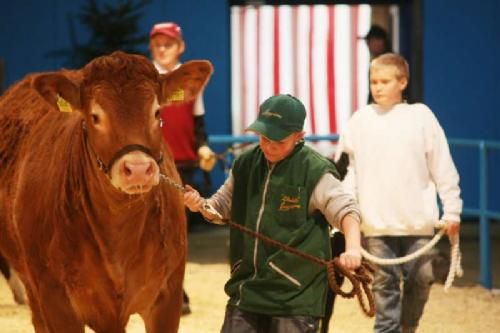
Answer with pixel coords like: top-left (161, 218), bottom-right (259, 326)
top-left (99, 144), bottom-right (164, 174)
top-left (82, 121), bottom-right (163, 174)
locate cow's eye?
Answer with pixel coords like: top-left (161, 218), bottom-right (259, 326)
top-left (91, 114), bottom-right (100, 125)
top-left (155, 109), bottom-right (161, 120)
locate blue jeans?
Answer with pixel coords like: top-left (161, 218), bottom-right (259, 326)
top-left (365, 236), bottom-right (436, 333)
top-left (220, 305), bottom-right (320, 333)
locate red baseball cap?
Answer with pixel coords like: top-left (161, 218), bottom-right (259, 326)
top-left (150, 22), bottom-right (182, 40)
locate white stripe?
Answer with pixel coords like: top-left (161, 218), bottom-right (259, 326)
top-left (334, 5), bottom-right (352, 135)
top-left (311, 5), bottom-right (330, 137)
top-left (295, 5), bottom-right (312, 135)
top-left (243, 7), bottom-right (258, 131)
top-left (230, 7), bottom-right (242, 135)
top-left (390, 5), bottom-right (400, 53)
top-left (259, 6), bottom-right (274, 103)
top-left (356, 5), bottom-right (372, 113)
top-left (278, 5), bottom-right (295, 95)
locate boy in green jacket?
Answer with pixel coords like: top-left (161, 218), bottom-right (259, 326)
top-left (184, 94), bottom-right (362, 333)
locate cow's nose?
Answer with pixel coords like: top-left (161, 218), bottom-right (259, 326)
top-left (123, 161), bottom-right (154, 180)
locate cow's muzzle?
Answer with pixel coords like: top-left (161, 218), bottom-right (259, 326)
top-left (83, 122), bottom-right (163, 175)
top-left (97, 144), bottom-right (163, 174)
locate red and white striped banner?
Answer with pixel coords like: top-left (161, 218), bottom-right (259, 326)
top-left (231, 4), bottom-right (372, 154)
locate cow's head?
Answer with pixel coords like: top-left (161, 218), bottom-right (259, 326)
top-left (32, 51), bottom-right (213, 195)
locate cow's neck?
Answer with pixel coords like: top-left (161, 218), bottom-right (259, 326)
top-left (80, 137), bottom-right (160, 257)
top-left (80, 148), bottom-right (165, 293)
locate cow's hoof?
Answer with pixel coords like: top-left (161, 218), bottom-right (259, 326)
top-left (8, 271), bottom-right (27, 305)
top-left (181, 302), bottom-right (191, 315)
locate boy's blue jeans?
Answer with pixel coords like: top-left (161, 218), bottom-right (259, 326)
top-left (365, 236), bottom-right (436, 333)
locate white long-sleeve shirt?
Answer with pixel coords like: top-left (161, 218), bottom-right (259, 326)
top-left (339, 103), bottom-right (462, 236)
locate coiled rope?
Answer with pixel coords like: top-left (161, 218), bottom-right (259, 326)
top-left (360, 221), bottom-right (463, 291)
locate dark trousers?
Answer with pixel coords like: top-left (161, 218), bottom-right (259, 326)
top-left (221, 306), bottom-right (320, 333)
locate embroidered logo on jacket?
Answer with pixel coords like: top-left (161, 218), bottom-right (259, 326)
top-left (279, 195), bottom-right (301, 211)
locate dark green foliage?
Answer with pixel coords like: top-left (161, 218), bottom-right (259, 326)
top-left (47, 0), bottom-right (151, 68)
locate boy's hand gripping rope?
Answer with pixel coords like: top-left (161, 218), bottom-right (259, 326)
top-left (160, 174), bottom-right (375, 317)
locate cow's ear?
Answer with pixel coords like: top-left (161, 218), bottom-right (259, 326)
top-left (32, 73), bottom-right (81, 112)
top-left (159, 60), bottom-right (213, 106)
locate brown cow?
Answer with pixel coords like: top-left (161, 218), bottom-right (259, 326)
top-left (0, 51), bottom-right (212, 333)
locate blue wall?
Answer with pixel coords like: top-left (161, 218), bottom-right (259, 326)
top-left (423, 0), bottom-right (500, 212)
top-left (1, 0), bottom-right (231, 138)
top-left (1, 0), bottom-right (499, 210)
top-left (423, 0), bottom-right (500, 140)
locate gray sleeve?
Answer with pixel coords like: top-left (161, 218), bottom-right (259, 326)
top-left (309, 173), bottom-right (361, 230)
top-left (207, 170), bottom-right (234, 219)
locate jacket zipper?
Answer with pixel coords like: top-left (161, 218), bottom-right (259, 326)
top-left (237, 164), bottom-right (275, 305)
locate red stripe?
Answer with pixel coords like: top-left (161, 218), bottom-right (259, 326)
top-left (326, 5), bottom-right (337, 134)
top-left (351, 6), bottom-right (359, 113)
top-left (240, 7), bottom-right (247, 132)
top-left (273, 7), bottom-right (280, 94)
top-left (308, 7), bottom-right (316, 134)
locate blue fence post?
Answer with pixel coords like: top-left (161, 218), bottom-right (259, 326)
top-left (479, 141), bottom-right (492, 289)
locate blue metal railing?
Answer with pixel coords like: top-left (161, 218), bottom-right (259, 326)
top-left (209, 134), bottom-right (500, 289)
top-left (447, 138), bottom-right (500, 289)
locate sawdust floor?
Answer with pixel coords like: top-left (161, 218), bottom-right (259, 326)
top-left (0, 222), bottom-right (499, 333)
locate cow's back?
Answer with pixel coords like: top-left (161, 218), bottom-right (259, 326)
top-left (0, 75), bottom-right (60, 181)
top-left (0, 76), bottom-right (56, 266)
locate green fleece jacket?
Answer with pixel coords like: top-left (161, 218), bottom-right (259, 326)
top-left (226, 142), bottom-right (338, 317)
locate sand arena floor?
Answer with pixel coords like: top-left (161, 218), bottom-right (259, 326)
top-left (0, 222), bottom-right (499, 333)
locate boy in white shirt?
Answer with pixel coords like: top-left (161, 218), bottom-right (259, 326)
top-left (338, 53), bottom-right (462, 333)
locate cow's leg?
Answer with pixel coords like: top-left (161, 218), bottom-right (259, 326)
top-left (24, 283), bottom-right (50, 333)
top-left (23, 267), bottom-right (84, 333)
top-left (141, 262), bottom-right (184, 333)
top-left (89, 321), bottom-right (126, 333)
top-left (8, 269), bottom-right (27, 304)
top-left (0, 251), bottom-right (27, 304)
top-left (0, 253), bottom-right (10, 279)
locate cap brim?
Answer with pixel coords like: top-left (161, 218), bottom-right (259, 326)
top-left (150, 31), bottom-right (180, 39)
top-left (245, 119), bottom-right (291, 141)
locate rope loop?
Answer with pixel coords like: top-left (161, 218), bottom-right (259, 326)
top-left (326, 259), bottom-right (376, 317)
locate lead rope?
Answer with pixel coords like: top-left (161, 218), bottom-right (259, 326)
top-left (359, 220), bottom-right (463, 292)
top-left (160, 174), bottom-right (376, 317)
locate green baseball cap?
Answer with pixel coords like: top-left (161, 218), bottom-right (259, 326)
top-left (246, 94), bottom-right (306, 141)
